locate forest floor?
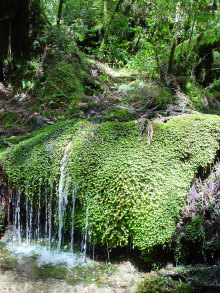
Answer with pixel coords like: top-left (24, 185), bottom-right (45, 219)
top-left (0, 59), bottom-right (191, 149)
top-left (0, 62), bottom-right (149, 145)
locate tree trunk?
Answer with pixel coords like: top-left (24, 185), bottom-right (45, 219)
top-left (167, 38), bottom-right (177, 75)
top-left (101, 0), bottom-right (124, 45)
top-left (57, 0), bottom-right (65, 25)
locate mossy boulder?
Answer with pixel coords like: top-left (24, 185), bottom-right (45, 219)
top-left (0, 114), bottom-right (219, 253)
top-left (32, 49), bottom-right (101, 116)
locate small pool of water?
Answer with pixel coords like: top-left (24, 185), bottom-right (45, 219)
top-left (6, 241), bottom-right (90, 268)
top-left (0, 240), bottom-right (142, 293)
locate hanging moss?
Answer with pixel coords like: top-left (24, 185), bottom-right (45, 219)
top-left (0, 114), bottom-right (219, 254)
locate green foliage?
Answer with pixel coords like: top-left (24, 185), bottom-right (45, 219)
top-left (35, 54), bottom-right (83, 110)
top-left (208, 78), bottom-right (220, 98)
top-left (124, 82), bottom-right (174, 110)
top-left (33, 49), bottom-right (95, 115)
top-left (104, 108), bottom-right (135, 122)
top-left (0, 114), bottom-right (220, 254)
top-left (127, 47), bottom-right (157, 76)
top-left (5, 57), bottom-right (40, 92)
top-left (184, 78), bottom-right (220, 114)
top-left (0, 112), bottom-right (18, 129)
top-left (136, 276), bottom-right (193, 293)
top-left (185, 81), bottom-right (204, 111)
top-left (99, 13), bottom-right (134, 65)
top-left (185, 216), bottom-right (205, 243)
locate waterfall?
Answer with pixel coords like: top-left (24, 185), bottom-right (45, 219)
top-left (37, 182), bottom-right (41, 241)
top-left (57, 140), bottom-right (73, 252)
top-left (8, 189), bottom-right (11, 224)
top-left (49, 181), bottom-right (53, 249)
top-left (83, 207), bottom-right (89, 260)
top-left (13, 192), bottom-right (15, 228)
top-left (17, 192), bottom-right (21, 244)
top-left (12, 191), bottom-right (21, 244)
top-left (4, 132), bottom-right (86, 258)
top-left (93, 241), bottom-right (95, 261)
top-left (28, 198), bottom-right (33, 243)
top-left (26, 195), bottom-right (29, 243)
top-left (13, 192), bottom-right (17, 241)
top-left (70, 188), bottom-right (76, 252)
top-left (45, 183), bottom-right (48, 241)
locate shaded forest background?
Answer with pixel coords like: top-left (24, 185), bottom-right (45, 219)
top-left (0, 0), bottom-right (219, 122)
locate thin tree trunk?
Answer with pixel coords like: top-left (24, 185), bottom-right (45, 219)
top-left (167, 38), bottom-right (177, 74)
top-left (104, 0), bottom-right (108, 26)
top-left (152, 41), bottom-right (166, 83)
top-left (57, 0), bottom-right (65, 25)
top-left (101, 0), bottom-right (124, 45)
top-left (187, 15), bottom-right (196, 54)
top-left (8, 19), bottom-right (12, 61)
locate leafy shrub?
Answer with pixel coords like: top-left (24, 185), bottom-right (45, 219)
top-left (185, 216), bottom-right (205, 243)
top-left (185, 81), bottom-right (204, 111)
top-left (136, 276), bottom-right (193, 293)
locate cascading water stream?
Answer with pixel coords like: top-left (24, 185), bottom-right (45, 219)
top-left (83, 207), bottom-right (89, 260)
top-left (26, 194), bottom-right (29, 244)
top-left (13, 192), bottom-right (17, 241)
top-left (1, 128), bottom-right (94, 265)
top-left (17, 192), bottom-right (21, 244)
top-left (28, 198), bottom-right (33, 243)
top-left (37, 182), bottom-right (41, 241)
top-left (49, 181), bottom-right (53, 249)
top-left (45, 183), bottom-right (48, 241)
top-left (70, 188), bottom-right (76, 252)
top-left (57, 140), bottom-right (73, 252)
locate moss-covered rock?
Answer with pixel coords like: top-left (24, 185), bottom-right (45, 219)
top-left (0, 114), bottom-right (219, 253)
top-left (33, 49), bottom-right (101, 116)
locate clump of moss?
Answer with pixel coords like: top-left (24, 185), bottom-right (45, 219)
top-left (208, 78), bottom-right (220, 100)
top-left (33, 49), bottom-right (101, 116)
top-left (185, 81), bottom-right (205, 111)
top-left (0, 114), bottom-right (219, 256)
top-left (0, 112), bottom-right (18, 129)
top-left (184, 79), bottom-right (220, 114)
top-left (104, 108), bottom-right (136, 122)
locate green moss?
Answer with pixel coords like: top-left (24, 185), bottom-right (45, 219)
top-left (33, 50), bottom-right (102, 116)
top-left (124, 83), bottom-right (174, 110)
top-left (185, 216), bottom-right (205, 243)
top-left (104, 108), bottom-right (136, 122)
top-left (208, 78), bottom-right (220, 99)
top-left (34, 52), bottom-right (85, 112)
top-left (0, 114), bottom-right (219, 253)
top-left (185, 81), bottom-right (204, 111)
top-left (136, 275), bottom-right (193, 293)
top-left (0, 112), bottom-right (19, 129)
